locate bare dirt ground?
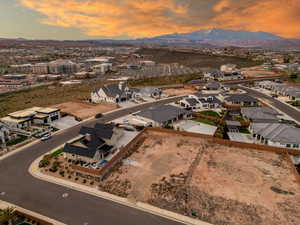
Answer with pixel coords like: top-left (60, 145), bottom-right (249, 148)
top-left (243, 70), bottom-right (278, 78)
top-left (102, 130), bottom-right (300, 225)
top-left (52, 101), bottom-right (117, 119)
top-left (164, 88), bottom-right (196, 96)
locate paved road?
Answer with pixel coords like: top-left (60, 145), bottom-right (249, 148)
top-left (0, 97), bottom-right (185, 225)
top-left (238, 86), bottom-right (300, 123)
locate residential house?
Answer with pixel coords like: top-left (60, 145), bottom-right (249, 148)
top-left (220, 72), bottom-right (244, 81)
top-left (179, 98), bottom-right (201, 110)
top-left (220, 64), bottom-right (237, 72)
top-left (91, 82), bottom-right (132, 103)
top-left (132, 87), bottom-right (162, 99)
top-left (189, 93), bottom-right (222, 109)
top-left (250, 123), bottom-right (300, 149)
top-left (135, 105), bottom-right (192, 127)
top-left (241, 107), bottom-right (281, 123)
top-left (203, 82), bottom-right (222, 91)
top-left (203, 69), bottom-right (223, 80)
top-left (224, 94), bottom-right (259, 107)
top-left (0, 107), bottom-right (61, 129)
top-left (64, 123), bottom-right (123, 163)
top-left (259, 81), bottom-right (300, 101)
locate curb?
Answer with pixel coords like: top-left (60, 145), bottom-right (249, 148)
top-left (0, 200), bottom-right (66, 225)
top-left (29, 148), bottom-right (211, 225)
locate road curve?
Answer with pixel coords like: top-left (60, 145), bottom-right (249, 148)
top-left (238, 86), bottom-right (300, 123)
top-left (0, 97), bottom-right (185, 225)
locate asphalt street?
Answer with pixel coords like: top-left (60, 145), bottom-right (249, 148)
top-left (0, 97), bottom-right (185, 225)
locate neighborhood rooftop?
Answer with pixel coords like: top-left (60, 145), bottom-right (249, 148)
top-left (136, 104), bottom-right (191, 123)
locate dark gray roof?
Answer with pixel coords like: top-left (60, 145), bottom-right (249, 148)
top-left (185, 98), bottom-right (199, 106)
top-left (194, 93), bottom-right (222, 104)
top-left (64, 143), bottom-right (113, 159)
top-left (205, 82), bottom-right (221, 90)
top-left (136, 105), bottom-right (191, 123)
top-left (225, 94), bottom-right (258, 103)
top-left (79, 123), bottom-right (115, 140)
top-left (94, 83), bottom-right (128, 98)
top-left (64, 123), bottom-right (116, 158)
top-left (241, 107), bottom-right (280, 122)
top-left (252, 123), bottom-right (300, 145)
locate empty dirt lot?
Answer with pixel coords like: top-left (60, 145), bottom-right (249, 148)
top-left (164, 88), bottom-right (196, 96)
top-left (101, 130), bottom-right (300, 225)
top-left (52, 101), bottom-right (117, 119)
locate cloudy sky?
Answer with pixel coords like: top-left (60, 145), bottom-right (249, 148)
top-left (1, 0), bottom-right (299, 40)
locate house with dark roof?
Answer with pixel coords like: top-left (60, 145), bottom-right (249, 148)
top-left (91, 82), bottom-right (132, 103)
top-left (135, 105), bottom-right (192, 127)
top-left (179, 98), bottom-right (201, 110)
top-left (241, 107), bottom-right (281, 123)
top-left (188, 93), bottom-right (222, 109)
top-left (63, 123), bottom-right (123, 162)
top-left (250, 123), bottom-right (300, 149)
top-left (224, 94), bottom-right (258, 106)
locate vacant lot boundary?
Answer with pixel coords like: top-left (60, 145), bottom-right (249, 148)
top-left (70, 127), bottom-right (300, 184)
top-left (145, 127), bottom-right (300, 156)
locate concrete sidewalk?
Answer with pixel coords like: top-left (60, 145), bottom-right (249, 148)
top-left (29, 150), bottom-right (212, 225)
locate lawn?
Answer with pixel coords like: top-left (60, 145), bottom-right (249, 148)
top-left (191, 118), bottom-right (217, 126)
top-left (6, 135), bottom-right (28, 146)
top-left (50, 148), bottom-right (64, 158)
top-left (199, 110), bottom-right (221, 118)
top-left (239, 127), bottom-right (251, 134)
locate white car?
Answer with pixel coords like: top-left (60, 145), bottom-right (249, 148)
top-left (41, 133), bottom-right (52, 141)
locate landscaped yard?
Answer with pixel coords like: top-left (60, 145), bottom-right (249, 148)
top-left (288, 101), bottom-right (300, 108)
top-left (199, 110), bottom-right (221, 118)
top-left (6, 136), bottom-right (28, 146)
top-left (191, 118), bottom-right (217, 126)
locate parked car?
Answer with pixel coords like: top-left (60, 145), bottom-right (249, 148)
top-left (95, 113), bottom-right (103, 119)
top-left (41, 133), bottom-right (51, 141)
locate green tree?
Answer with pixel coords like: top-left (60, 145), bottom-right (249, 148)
top-left (0, 207), bottom-right (17, 225)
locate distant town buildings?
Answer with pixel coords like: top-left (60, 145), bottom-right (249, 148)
top-left (32, 60), bottom-right (78, 74)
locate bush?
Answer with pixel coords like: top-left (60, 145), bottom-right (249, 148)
top-left (68, 175), bottom-right (72, 179)
top-left (59, 171), bottom-right (65, 176)
top-left (90, 181), bottom-right (94, 185)
top-left (83, 179), bottom-right (86, 184)
top-left (39, 159), bottom-right (50, 168)
top-left (49, 167), bottom-right (58, 173)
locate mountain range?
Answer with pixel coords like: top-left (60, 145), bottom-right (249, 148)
top-left (153, 28), bottom-right (284, 41)
top-left (1, 28), bottom-right (300, 49)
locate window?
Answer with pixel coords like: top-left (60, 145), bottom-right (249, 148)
top-left (286, 144), bottom-right (291, 148)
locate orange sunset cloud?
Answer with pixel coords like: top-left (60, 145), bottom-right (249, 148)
top-left (20, 0), bottom-right (300, 38)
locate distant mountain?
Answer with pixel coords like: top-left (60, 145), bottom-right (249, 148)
top-left (154, 28), bottom-right (284, 41)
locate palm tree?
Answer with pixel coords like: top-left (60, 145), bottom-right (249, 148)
top-left (0, 206), bottom-right (17, 225)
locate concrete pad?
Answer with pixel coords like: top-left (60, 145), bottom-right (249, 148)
top-left (174, 120), bottom-right (218, 136)
top-left (227, 132), bottom-right (254, 143)
top-left (51, 116), bottom-right (80, 130)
